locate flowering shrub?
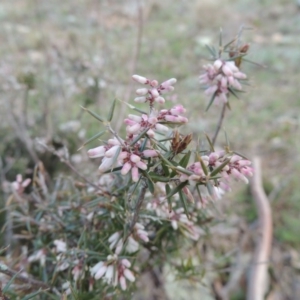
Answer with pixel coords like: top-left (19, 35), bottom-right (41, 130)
top-left (1, 32), bottom-right (253, 299)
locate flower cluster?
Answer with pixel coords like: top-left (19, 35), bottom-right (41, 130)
top-left (132, 75), bottom-right (177, 104)
top-left (179, 151), bottom-right (253, 187)
top-left (11, 174), bottom-right (31, 194)
top-left (90, 255), bottom-right (135, 291)
top-left (199, 59), bottom-right (247, 105)
top-left (108, 223), bottom-right (149, 254)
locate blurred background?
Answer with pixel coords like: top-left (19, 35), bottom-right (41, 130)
top-left (0, 0), bottom-right (300, 299)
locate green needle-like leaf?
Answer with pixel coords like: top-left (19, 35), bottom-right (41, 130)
top-left (107, 98), bottom-right (116, 122)
top-left (210, 158), bottom-right (231, 177)
top-left (81, 106), bottom-right (104, 122)
top-left (77, 130), bottom-right (106, 150)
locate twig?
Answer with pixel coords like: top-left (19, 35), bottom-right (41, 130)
top-left (212, 103), bottom-right (227, 146)
top-left (0, 263), bottom-right (50, 290)
top-left (247, 157), bottom-right (273, 300)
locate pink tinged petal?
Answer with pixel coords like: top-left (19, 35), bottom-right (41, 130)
top-left (127, 123), bottom-right (141, 134)
top-left (128, 114), bottom-right (142, 122)
top-left (150, 80), bottom-right (158, 87)
top-left (131, 167), bottom-right (139, 182)
top-left (130, 154), bottom-right (141, 163)
top-left (146, 129), bottom-right (155, 137)
top-left (231, 168), bottom-right (249, 184)
top-left (121, 162), bottom-right (132, 175)
top-left (143, 150), bottom-right (158, 157)
top-left (136, 161), bottom-right (147, 170)
top-left (155, 123), bottom-right (169, 133)
top-left (105, 145), bottom-right (120, 158)
top-left (119, 151), bottom-right (129, 160)
top-left (232, 79), bottom-right (242, 90)
top-left (22, 178), bottom-right (31, 188)
top-left (238, 160), bottom-right (252, 167)
top-left (161, 78), bottom-right (177, 87)
top-left (204, 85), bottom-right (218, 96)
top-left (134, 96), bottom-right (147, 103)
top-left (132, 74), bottom-right (148, 84)
top-left (124, 269), bottom-right (135, 282)
top-left (179, 174), bottom-right (189, 182)
top-left (115, 239), bottom-right (124, 255)
top-left (124, 119), bottom-right (136, 126)
top-left (164, 115), bottom-right (178, 122)
top-left (171, 220), bottom-right (178, 230)
top-left (98, 157), bottom-right (114, 173)
top-left (16, 174), bottom-right (22, 183)
top-left (108, 138), bottom-right (122, 145)
top-left (87, 146), bottom-right (106, 158)
top-left (228, 76), bottom-right (235, 86)
top-left (160, 86), bottom-right (174, 93)
top-left (121, 259), bottom-right (131, 268)
top-left (119, 276), bottom-right (127, 290)
top-left (222, 64), bottom-right (233, 76)
top-left (234, 71), bottom-right (247, 79)
top-left (138, 234), bottom-right (149, 242)
top-left (148, 116), bottom-right (158, 124)
top-left (213, 59), bottom-right (223, 70)
top-left (230, 155), bottom-right (242, 163)
top-left (95, 265), bottom-right (108, 280)
top-left (105, 265), bottom-right (114, 283)
top-left (177, 116), bottom-right (188, 123)
top-left (136, 88), bottom-right (148, 96)
top-left (155, 96), bottom-right (165, 104)
top-left (108, 231), bottom-right (121, 243)
top-left (150, 88), bottom-right (159, 98)
top-left (226, 61), bottom-right (239, 72)
top-left (221, 76), bottom-right (228, 88)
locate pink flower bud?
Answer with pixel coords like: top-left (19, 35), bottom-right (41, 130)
top-left (121, 259), bottom-right (131, 268)
top-left (121, 162), bottom-right (132, 175)
top-left (161, 78), bottom-right (177, 87)
top-left (124, 119), bottom-right (136, 126)
top-left (124, 269), bottom-right (135, 282)
top-left (131, 166), bottom-right (139, 182)
top-left (143, 150), bottom-right (158, 157)
top-left (99, 157), bottom-right (114, 173)
top-left (132, 74), bottom-right (148, 84)
top-left (148, 116), bottom-right (158, 124)
top-left (160, 86), bottom-right (174, 93)
top-left (150, 80), bottom-right (158, 87)
top-left (136, 161), bottom-right (147, 170)
top-left (108, 137), bottom-right (122, 145)
top-left (170, 104), bottom-right (186, 115)
top-left (134, 96), bottom-right (147, 103)
top-left (127, 123), bottom-right (141, 134)
top-left (222, 64), bottom-right (233, 76)
top-left (204, 85), bottom-right (218, 95)
top-left (95, 265), bottom-right (107, 280)
top-left (146, 129), bottom-right (155, 137)
top-left (213, 59), bottom-right (223, 70)
top-left (234, 71), bottom-right (247, 79)
top-left (150, 88), bottom-right (159, 98)
top-left (155, 96), bottom-right (165, 104)
top-left (88, 146), bottom-right (106, 158)
top-left (128, 114), bottom-right (142, 122)
top-left (226, 61), bottom-right (239, 72)
top-left (130, 154), bottom-right (141, 163)
top-left (136, 88), bottom-right (148, 95)
top-left (155, 123), bottom-right (169, 133)
top-left (105, 145), bottom-right (120, 158)
top-left (120, 276), bottom-right (127, 290)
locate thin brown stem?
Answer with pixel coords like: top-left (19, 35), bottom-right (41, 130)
top-left (212, 103), bottom-right (227, 146)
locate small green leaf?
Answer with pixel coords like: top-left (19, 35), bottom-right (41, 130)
top-left (166, 181), bottom-right (188, 199)
top-left (2, 268), bottom-right (22, 293)
top-left (110, 146), bottom-right (122, 171)
top-left (205, 92), bottom-right (217, 111)
top-left (139, 137), bottom-right (148, 152)
top-left (204, 133), bottom-right (215, 152)
top-left (77, 130), bottom-right (106, 150)
top-left (228, 87), bottom-right (240, 99)
top-left (179, 189), bottom-right (189, 219)
top-left (196, 153), bottom-right (208, 176)
top-left (205, 44), bottom-right (217, 58)
top-left (162, 162), bottom-right (170, 176)
top-left (166, 184), bottom-right (172, 212)
top-left (130, 127), bottom-right (149, 146)
top-left (141, 171), bottom-right (155, 194)
top-left (23, 289), bottom-right (47, 300)
top-left (148, 172), bottom-right (170, 183)
top-left (178, 151), bottom-right (191, 168)
top-left (81, 106), bottom-right (104, 122)
top-left (210, 158), bottom-right (231, 177)
top-left (107, 99), bottom-right (117, 122)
